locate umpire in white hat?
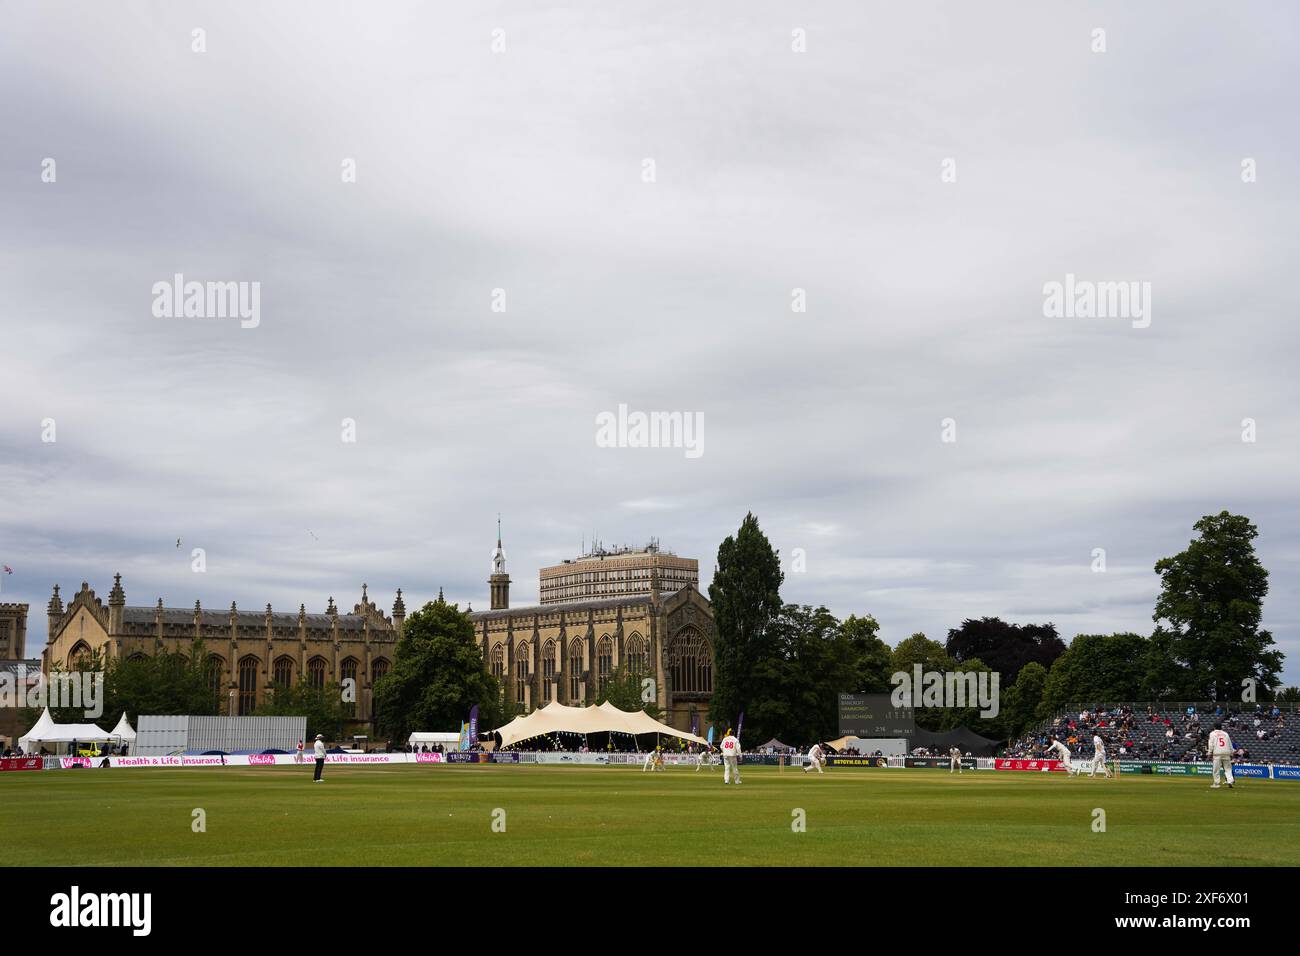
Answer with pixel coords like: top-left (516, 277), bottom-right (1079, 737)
top-left (313, 734), bottom-right (327, 782)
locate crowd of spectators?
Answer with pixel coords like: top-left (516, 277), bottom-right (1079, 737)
top-left (1005, 703), bottom-right (1300, 765)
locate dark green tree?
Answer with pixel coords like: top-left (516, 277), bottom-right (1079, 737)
top-left (1152, 511), bottom-right (1282, 700)
top-left (594, 665), bottom-right (662, 720)
top-left (373, 597), bottom-right (503, 744)
top-left (708, 512), bottom-right (784, 737)
top-left (103, 639), bottom-right (221, 728)
top-left (838, 614), bottom-right (893, 693)
top-left (257, 680), bottom-right (351, 742)
top-left (945, 616), bottom-right (1065, 685)
top-left (1041, 633), bottom-right (1149, 714)
top-left (888, 632), bottom-right (955, 731)
top-left (1003, 660), bottom-right (1048, 734)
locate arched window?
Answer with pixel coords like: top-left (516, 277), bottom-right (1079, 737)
top-left (68, 641), bottom-right (92, 670)
top-left (625, 632), bottom-right (647, 676)
top-left (490, 644), bottom-right (504, 681)
top-left (371, 659), bottom-right (390, 718)
top-left (340, 658), bottom-right (359, 717)
top-left (207, 655), bottom-right (226, 700)
top-left (307, 656), bottom-right (328, 690)
top-left (666, 627), bottom-right (712, 694)
top-left (597, 635), bottom-right (613, 690)
top-left (515, 642), bottom-right (529, 706)
top-left (568, 639), bottom-right (583, 702)
top-left (272, 656), bottom-right (294, 688)
top-left (125, 652), bottom-right (149, 666)
top-left (237, 655), bottom-right (259, 716)
top-left (541, 640), bottom-right (556, 703)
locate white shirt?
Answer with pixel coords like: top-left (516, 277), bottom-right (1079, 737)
top-left (808, 744), bottom-right (823, 760)
top-left (721, 735), bottom-right (740, 758)
top-left (1092, 735), bottom-right (1105, 755)
top-left (1208, 730), bottom-right (1233, 756)
top-left (1048, 740), bottom-right (1070, 760)
top-left (313, 740), bottom-right (326, 759)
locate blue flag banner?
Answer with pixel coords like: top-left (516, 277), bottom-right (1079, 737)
top-left (469, 705), bottom-right (479, 747)
top-left (457, 721), bottom-right (469, 751)
top-left (707, 725), bottom-right (714, 744)
top-left (737, 712), bottom-right (744, 740)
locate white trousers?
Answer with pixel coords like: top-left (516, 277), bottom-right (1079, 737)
top-left (804, 757), bottom-right (823, 773)
top-left (1212, 755), bottom-right (1234, 785)
top-left (723, 755), bottom-right (741, 784)
top-left (1090, 755), bottom-right (1110, 777)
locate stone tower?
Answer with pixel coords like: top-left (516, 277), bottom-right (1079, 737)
top-left (489, 517), bottom-right (510, 611)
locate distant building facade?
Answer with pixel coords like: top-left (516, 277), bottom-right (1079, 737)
top-left (0, 604), bottom-right (32, 750)
top-left (471, 535), bottom-right (715, 733)
top-left (39, 577), bottom-right (404, 730)
top-left (539, 541), bottom-right (698, 606)
top-left (0, 603), bottom-right (27, 660)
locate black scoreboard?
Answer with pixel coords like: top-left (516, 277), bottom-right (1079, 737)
top-left (837, 693), bottom-right (915, 737)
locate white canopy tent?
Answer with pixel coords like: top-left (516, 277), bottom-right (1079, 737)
top-left (18, 708), bottom-right (114, 752)
top-left (109, 713), bottom-right (136, 742)
top-left (408, 731), bottom-right (460, 747)
top-left (491, 701), bottom-right (708, 749)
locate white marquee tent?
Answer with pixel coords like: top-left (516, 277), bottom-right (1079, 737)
top-left (109, 713), bottom-right (136, 743)
top-left (18, 708), bottom-right (113, 752)
top-left (408, 731), bottom-right (460, 747)
top-left (491, 701), bottom-right (708, 749)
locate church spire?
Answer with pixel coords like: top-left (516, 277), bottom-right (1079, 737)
top-left (489, 516), bottom-right (511, 611)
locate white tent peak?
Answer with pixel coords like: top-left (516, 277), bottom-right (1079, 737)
top-left (110, 713), bottom-right (136, 741)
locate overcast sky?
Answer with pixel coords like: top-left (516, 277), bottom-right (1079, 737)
top-left (2, 2), bottom-right (1298, 686)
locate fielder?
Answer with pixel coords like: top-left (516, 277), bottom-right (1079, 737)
top-left (1208, 723), bottom-right (1235, 789)
top-left (695, 747), bottom-right (715, 772)
top-left (720, 731), bottom-right (742, 785)
top-left (1045, 735), bottom-right (1076, 775)
top-left (802, 742), bottom-right (825, 774)
top-left (948, 746), bottom-right (963, 774)
top-left (1089, 733), bottom-right (1113, 778)
top-left (642, 750), bottom-right (655, 772)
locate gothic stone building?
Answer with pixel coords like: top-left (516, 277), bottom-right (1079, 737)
top-left (469, 536), bottom-right (716, 732)
top-left (40, 577), bottom-right (404, 728)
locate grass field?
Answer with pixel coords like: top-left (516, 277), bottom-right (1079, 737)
top-left (3, 764), bottom-right (1297, 866)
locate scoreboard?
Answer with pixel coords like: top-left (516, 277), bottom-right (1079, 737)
top-left (838, 694), bottom-right (915, 737)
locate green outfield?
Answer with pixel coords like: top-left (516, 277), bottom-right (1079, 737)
top-left (3, 764), bottom-right (1296, 867)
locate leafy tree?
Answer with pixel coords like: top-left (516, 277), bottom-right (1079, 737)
top-left (1276, 687), bottom-right (1300, 703)
top-left (257, 680), bottom-right (351, 742)
top-left (1041, 633), bottom-right (1149, 714)
top-left (890, 632), bottom-right (953, 676)
top-left (945, 616), bottom-right (1065, 686)
top-left (889, 632), bottom-right (955, 732)
top-left (103, 639), bottom-right (221, 728)
top-left (373, 597), bottom-right (504, 744)
top-left (838, 614), bottom-right (893, 693)
top-left (594, 666), bottom-right (662, 720)
top-left (708, 512), bottom-right (784, 736)
top-left (1003, 660), bottom-right (1048, 734)
top-left (1152, 511), bottom-right (1282, 700)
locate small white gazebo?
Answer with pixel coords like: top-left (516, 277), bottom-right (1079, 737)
top-left (109, 713), bottom-right (136, 745)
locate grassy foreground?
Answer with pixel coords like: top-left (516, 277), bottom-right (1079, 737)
top-left (3, 764), bottom-right (1296, 866)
